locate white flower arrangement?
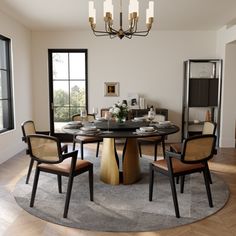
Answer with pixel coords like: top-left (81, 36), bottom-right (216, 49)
top-left (109, 101), bottom-right (129, 122)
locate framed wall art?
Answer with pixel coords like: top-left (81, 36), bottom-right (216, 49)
top-left (104, 82), bottom-right (119, 97)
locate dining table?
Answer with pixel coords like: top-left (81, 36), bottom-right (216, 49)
top-left (64, 119), bottom-right (179, 185)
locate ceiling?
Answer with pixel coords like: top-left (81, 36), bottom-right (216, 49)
top-left (0, 0), bottom-right (236, 31)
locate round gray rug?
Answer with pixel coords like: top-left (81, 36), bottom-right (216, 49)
top-left (14, 156), bottom-right (229, 232)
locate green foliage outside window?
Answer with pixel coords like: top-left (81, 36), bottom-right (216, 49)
top-left (54, 86), bottom-right (85, 122)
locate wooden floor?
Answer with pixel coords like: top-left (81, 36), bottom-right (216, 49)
top-left (1, 143), bottom-right (236, 236)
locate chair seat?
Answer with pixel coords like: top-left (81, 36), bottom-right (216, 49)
top-left (170, 143), bottom-right (182, 153)
top-left (74, 136), bottom-right (102, 142)
top-left (39, 159), bottom-right (92, 173)
top-left (138, 136), bottom-right (162, 142)
top-left (153, 158), bottom-right (205, 174)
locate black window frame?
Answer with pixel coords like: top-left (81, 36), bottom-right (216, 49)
top-left (0, 34), bottom-right (14, 133)
top-left (48, 49), bottom-right (88, 138)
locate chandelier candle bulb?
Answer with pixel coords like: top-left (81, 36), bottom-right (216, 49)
top-left (103, 0), bottom-right (113, 17)
top-left (129, 0), bottom-right (134, 13)
top-left (89, 1), bottom-right (96, 27)
top-left (93, 9), bottom-right (96, 24)
top-left (146, 9), bottom-right (149, 24)
top-left (103, 2), bottom-right (106, 17)
top-left (136, 1), bottom-right (139, 17)
top-left (130, 0), bottom-right (139, 16)
top-left (128, 3), bottom-right (132, 19)
top-left (89, 1), bottom-right (94, 17)
top-left (149, 1), bottom-right (154, 17)
top-left (111, 5), bottom-right (114, 19)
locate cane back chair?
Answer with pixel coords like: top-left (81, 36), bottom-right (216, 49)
top-left (27, 134), bottom-right (93, 218)
top-left (149, 134), bottom-right (216, 218)
top-left (72, 114), bottom-right (102, 159)
top-left (21, 120), bottom-right (68, 184)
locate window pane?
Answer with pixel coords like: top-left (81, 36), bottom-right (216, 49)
top-left (70, 81), bottom-right (85, 107)
top-left (0, 100), bottom-right (10, 129)
top-left (0, 40), bottom-right (7, 69)
top-left (54, 107), bottom-right (70, 122)
top-left (52, 53), bottom-right (68, 80)
top-left (70, 53), bottom-right (85, 80)
top-left (0, 70), bottom-right (8, 99)
top-left (0, 35), bottom-right (13, 133)
top-left (70, 107), bottom-right (82, 117)
top-left (53, 81), bottom-right (69, 106)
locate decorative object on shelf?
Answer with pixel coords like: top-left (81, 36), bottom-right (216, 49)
top-left (88, 0), bottom-right (154, 39)
top-left (109, 101), bottom-right (129, 123)
top-left (127, 92), bottom-right (139, 109)
top-left (139, 97), bottom-right (145, 109)
top-left (205, 110), bottom-right (212, 122)
top-left (148, 107), bottom-right (156, 123)
top-left (104, 82), bottom-right (119, 97)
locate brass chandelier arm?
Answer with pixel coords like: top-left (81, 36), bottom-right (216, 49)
top-left (90, 21), bottom-right (152, 38)
top-left (106, 21), bottom-right (119, 34)
top-left (90, 26), bottom-right (152, 38)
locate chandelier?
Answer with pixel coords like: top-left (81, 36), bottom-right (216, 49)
top-left (88, 0), bottom-right (154, 39)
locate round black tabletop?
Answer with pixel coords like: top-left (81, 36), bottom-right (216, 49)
top-left (63, 120), bottom-right (179, 139)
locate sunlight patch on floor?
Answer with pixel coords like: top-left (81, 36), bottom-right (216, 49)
top-left (209, 162), bottom-right (236, 174)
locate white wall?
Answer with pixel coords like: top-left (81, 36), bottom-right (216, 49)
top-left (223, 43), bottom-right (236, 146)
top-left (216, 26), bottom-right (236, 147)
top-left (0, 10), bottom-right (32, 164)
top-left (32, 30), bottom-right (217, 142)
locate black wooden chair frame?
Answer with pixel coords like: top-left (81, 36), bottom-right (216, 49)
top-left (72, 114), bottom-right (102, 160)
top-left (27, 134), bottom-right (93, 218)
top-left (149, 134), bottom-right (216, 218)
top-left (138, 135), bottom-right (166, 161)
top-left (21, 120), bottom-right (68, 184)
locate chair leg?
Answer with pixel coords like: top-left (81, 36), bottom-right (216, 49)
top-left (72, 140), bottom-right (76, 151)
top-left (26, 158), bottom-right (34, 184)
top-left (203, 168), bottom-right (213, 208)
top-left (169, 174), bottom-right (180, 218)
top-left (30, 167), bottom-right (40, 207)
top-left (61, 144), bottom-right (68, 154)
top-left (206, 162), bottom-right (213, 184)
top-left (180, 175), bottom-right (185, 193)
top-left (89, 167), bottom-right (94, 201)
top-left (161, 139), bottom-right (166, 158)
top-left (149, 164), bottom-right (154, 201)
top-left (170, 143), bottom-right (180, 185)
top-left (154, 143), bottom-right (158, 161)
top-left (176, 176), bottom-right (179, 184)
top-left (96, 142), bottom-right (100, 158)
top-left (80, 143), bottom-right (84, 160)
top-left (63, 175), bottom-right (74, 218)
top-left (138, 142), bottom-right (142, 157)
top-left (57, 175), bottom-right (62, 193)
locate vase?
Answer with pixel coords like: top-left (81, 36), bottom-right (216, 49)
top-left (116, 117), bottom-right (126, 123)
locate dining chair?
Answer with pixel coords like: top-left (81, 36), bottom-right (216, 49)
top-left (27, 134), bottom-right (93, 218)
top-left (21, 120), bottom-right (68, 184)
top-left (72, 114), bottom-right (103, 159)
top-left (138, 114), bottom-right (166, 161)
top-left (149, 134), bottom-right (216, 218)
top-left (170, 121), bottom-right (216, 153)
top-left (170, 121), bottom-right (216, 184)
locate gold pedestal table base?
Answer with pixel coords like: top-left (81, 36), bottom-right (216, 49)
top-left (100, 138), bottom-right (141, 185)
